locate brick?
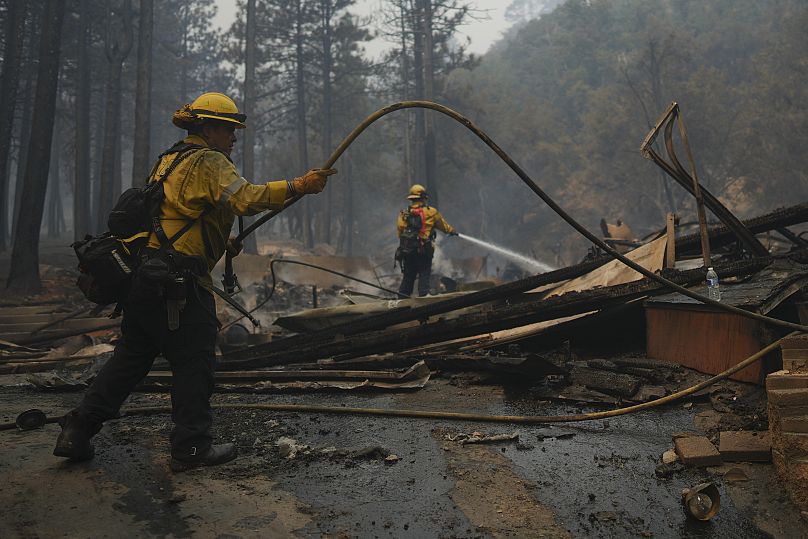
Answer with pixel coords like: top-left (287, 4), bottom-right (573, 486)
top-left (782, 348), bottom-right (808, 360)
top-left (718, 431), bottom-right (771, 462)
top-left (784, 359), bottom-right (808, 371)
top-left (778, 405), bottom-right (808, 418)
top-left (777, 432), bottom-right (808, 459)
top-left (766, 371), bottom-right (808, 390)
top-left (779, 456), bottom-right (808, 512)
top-left (768, 388), bottom-right (808, 406)
top-left (781, 335), bottom-right (808, 349)
top-left (781, 416), bottom-right (808, 434)
top-left (674, 436), bottom-right (722, 467)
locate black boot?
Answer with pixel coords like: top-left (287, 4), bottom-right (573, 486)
top-left (53, 412), bottom-right (100, 461)
top-left (170, 443), bottom-right (238, 472)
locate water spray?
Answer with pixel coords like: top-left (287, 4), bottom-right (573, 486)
top-left (456, 234), bottom-right (555, 273)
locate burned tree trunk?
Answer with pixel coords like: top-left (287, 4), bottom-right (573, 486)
top-left (319, 0), bottom-right (334, 245)
top-left (73, 0), bottom-right (92, 240)
top-left (294, 0), bottom-right (313, 248)
top-left (131, 0), bottom-right (153, 186)
top-left (0, 1), bottom-right (26, 252)
top-left (241, 0), bottom-right (258, 254)
top-left (12, 23), bottom-right (38, 241)
top-left (96, 0), bottom-right (133, 233)
top-left (47, 131), bottom-right (63, 239)
top-left (420, 0), bottom-right (438, 207)
top-left (6, 0), bottom-right (67, 294)
top-left (411, 3), bottom-right (425, 181)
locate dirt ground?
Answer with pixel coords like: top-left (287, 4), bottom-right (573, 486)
top-left (1, 374), bottom-right (806, 539)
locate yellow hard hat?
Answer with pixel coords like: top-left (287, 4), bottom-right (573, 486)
top-left (407, 184), bottom-right (427, 199)
top-left (189, 92), bottom-right (247, 128)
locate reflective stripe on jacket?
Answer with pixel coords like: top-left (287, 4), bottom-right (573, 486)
top-left (147, 134), bottom-right (287, 284)
top-left (396, 201), bottom-right (455, 241)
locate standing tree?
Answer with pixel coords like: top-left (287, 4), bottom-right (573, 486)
top-left (7, 0), bottom-right (67, 294)
top-left (96, 0), bottom-right (133, 232)
top-left (73, 0), bottom-right (92, 240)
top-left (131, 0), bottom-right (153, 185)
top-left (241, 0), bottom-right (259, 254)
top-left (0, 0), bottom-right (26, 251)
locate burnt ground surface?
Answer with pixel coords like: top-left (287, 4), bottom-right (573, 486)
top-left (1, 374), bottom-right (805, 539)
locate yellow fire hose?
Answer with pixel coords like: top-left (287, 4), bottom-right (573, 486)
top-left (1, 334), bottom-right (788, 431)
top-left (2, 102), bottom-right (803, 431)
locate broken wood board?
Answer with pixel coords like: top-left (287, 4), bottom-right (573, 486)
top-left (542, 236), bottom-right (667, 298)
top-left (646, 258), bottom-right (808, 384)
top-left (149, 361), bottom-right (429, 383)
top-left (224, 257), bottom-right (771, 369)
top-left (423, 354), bottom-right (564, 377)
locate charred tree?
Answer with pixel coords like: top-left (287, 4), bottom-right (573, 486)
top-left (12, 17), bottom-right (39, 241)
top-left (0, 1), bottom-right (25, 252)
top-left (73, 0), bottom-right (92, 240)
top-left (47, 128), bottom-right (63, 239)
top-left (411, 2), bottom-right (425, 181)
top-left (294, 0), bottom-right (313, 248)
top-left (96, 0), bottom-right (133, 233)
top-left (7, 0), bottom-right (67, 294)
top-left (131, 0), bottom-right (153, 186)
top-left (241, 0), bottom-right (258, 254)
top-left (319, 0), bottom-right (334, 244)
top-left (420, 0), bottom-right (438, 207)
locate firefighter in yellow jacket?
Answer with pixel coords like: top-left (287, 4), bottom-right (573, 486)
top-left (396, 184), bottom-right (457, 297)
top-left (54, 93), bottom-right (335, 471)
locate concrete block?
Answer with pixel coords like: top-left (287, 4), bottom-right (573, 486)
top-left (674, 435), bottom-right (722, 467)
top-left (781, 335), bottom-right (808, 349)
top-left (784, 359), bottom-right (808, 371)
top-left (780, 416), bottom-right (808, 434)
top-left (777, 405), bottom-right (808, 418)
top-left (782, 348), bottom-right (808, 360)
top-left (718, 431), bottom-right (771, 462)
top-left (777, 432), bottom-right (808, 459)
top-left (766, 371), bottom-right (808, 390)
top-left (768, 388), bottom-right (808, 407)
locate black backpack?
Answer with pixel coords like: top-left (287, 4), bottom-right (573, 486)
top-left (398, 207), bottom-right (425, 256)
top-left (72, 142), bottom-right (204, 305)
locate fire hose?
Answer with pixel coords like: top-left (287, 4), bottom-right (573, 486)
top-left (3, 101), bottom-right (805, 432)
top-left (0, 334), bottom-right (791, 431)
top-left (226, 100), bottom-right (808, 334)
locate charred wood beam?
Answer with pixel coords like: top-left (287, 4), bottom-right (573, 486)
top-left (224, 257), bottom-right (771, 369)
top-left (224, 256), bottom-right (611, 360)
top-left (675, 202), bottom-right (808, 255)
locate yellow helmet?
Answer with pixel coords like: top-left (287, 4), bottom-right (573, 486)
top-left (407, 184), bottom-right (427, 199)
top-left (189, 92), bottom-right (247, 128)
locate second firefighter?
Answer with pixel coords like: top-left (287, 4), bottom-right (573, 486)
top-left (396, 184), bottom-right (457, 297)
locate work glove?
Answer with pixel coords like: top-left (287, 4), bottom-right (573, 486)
top-left (290, 168), bottom-right (337, 195)
top-left (226, 236), bottom-right (243, 257)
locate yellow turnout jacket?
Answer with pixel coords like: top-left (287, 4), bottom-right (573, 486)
top-left (147, 135), bottom-right (288, 285)
top-left (396, 201), bottom-right (455, 241)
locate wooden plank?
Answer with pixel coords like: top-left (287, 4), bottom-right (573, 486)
top-left (645, 305), bottom-right (768, 384)
top-left (665, 213), bottom-right (676, 268)
top-left (0, 317), bottom-right (112, 333)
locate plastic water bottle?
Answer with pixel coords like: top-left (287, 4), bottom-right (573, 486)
top-left (706, 267), bottom-right (721, 301)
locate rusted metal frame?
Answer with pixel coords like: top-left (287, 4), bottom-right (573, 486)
top-left (224, 257), bottom-right (771, 369)
top-left (641, 102), bottom-right (767, 258)
top-left (663, 109), bottom-right (711, 266)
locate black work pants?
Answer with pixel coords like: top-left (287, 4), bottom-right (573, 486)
top-left (75, 283), bottom-right (218, 458)
top-left (398, 250), bottom-right (433, 297)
